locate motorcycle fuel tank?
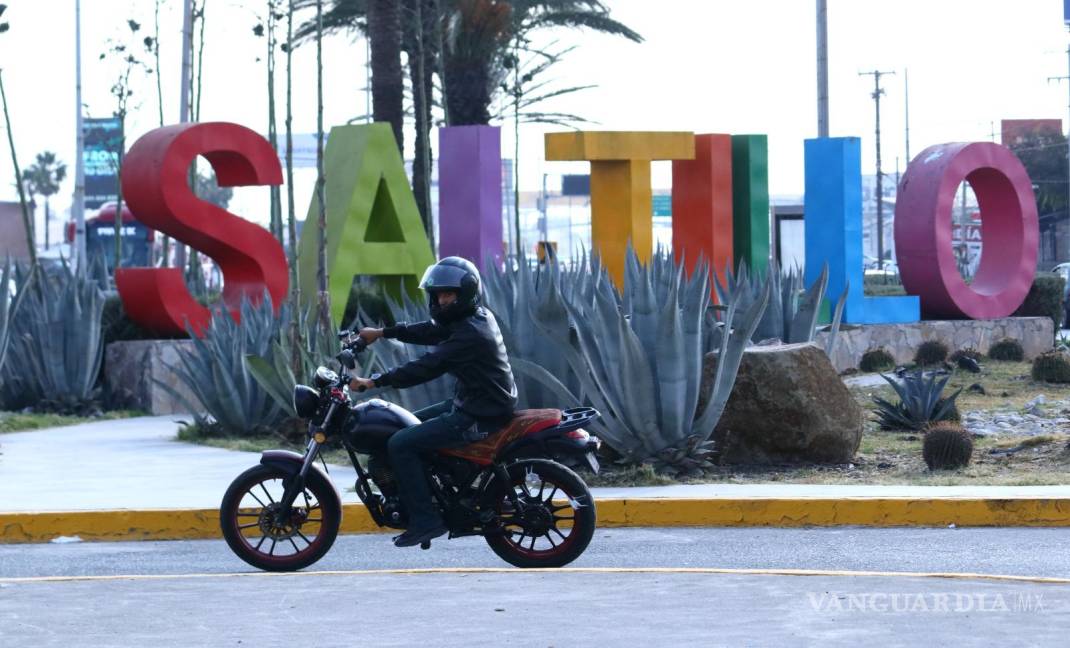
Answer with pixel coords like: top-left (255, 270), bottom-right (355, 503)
top-left (343, 399), bottom-right (421, 453)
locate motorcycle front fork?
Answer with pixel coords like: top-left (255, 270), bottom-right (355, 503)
top-left (277, 438), bottom-right (321, 519)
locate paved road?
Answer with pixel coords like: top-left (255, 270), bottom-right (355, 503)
top-left (5, 528), bottom-right (1069, 646)
top-left (4, 527), bottom-right (1070, 578)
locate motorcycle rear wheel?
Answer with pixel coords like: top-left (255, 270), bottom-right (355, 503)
top-left (220, 464), bottom-right (340, 572)
top-left (484, 459), bottom-right (596, 569)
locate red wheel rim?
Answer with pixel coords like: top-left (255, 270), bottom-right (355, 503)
top-left (494, 468), bottom-right (589, 560)
top-left (229, 475), bottom-right (330, 567)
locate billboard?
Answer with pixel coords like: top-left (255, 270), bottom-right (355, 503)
top-left (83, 117), bottom-right (122, 209)
top-left (1000, 119), bottom-right (1062, 146)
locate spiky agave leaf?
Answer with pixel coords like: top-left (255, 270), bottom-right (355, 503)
top-left (873, 370), bottom-right (963, 430)
top-left (162, 294), bottom-right (286, 435)
top-left (0, 262), bottom-right (105, 412)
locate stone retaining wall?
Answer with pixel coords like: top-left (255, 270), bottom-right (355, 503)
top-left (105, 340), bottom-right (201, 415)
top-left (814, 317), bottom-right (1054, 373)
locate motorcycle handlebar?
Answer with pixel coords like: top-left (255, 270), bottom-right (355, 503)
top-left (338, 330), bottom-right (370, 353)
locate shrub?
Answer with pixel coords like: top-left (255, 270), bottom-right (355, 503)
top-left (913, 340), bottom-right (949, 366)
top-left (1031, 351), bottom-right (1070, 384)
top-left (1013, 271), bottom-right (1065, 329)
top-left (988, 337), bottom-right (1024, 362)
top-left (922, 421), bottom-right (973, 470)
top-left (872, 370), bottom-right (962, 431)
top-left (859, 347), bottom-right (895, 372)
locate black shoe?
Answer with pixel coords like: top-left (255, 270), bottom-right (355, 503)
top-left (393, 524), bottom-right (448, 548)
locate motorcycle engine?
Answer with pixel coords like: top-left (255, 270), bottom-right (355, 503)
top-left (367, 454), bottom-right (397, 497)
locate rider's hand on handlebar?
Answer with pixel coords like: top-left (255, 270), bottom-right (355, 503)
top-left (358, 328), bottom-right (384, 344)
top-left (349, 376), bottom-right (376, 393)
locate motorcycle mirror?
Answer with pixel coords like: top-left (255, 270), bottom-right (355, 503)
top-left (337, 349), bottom-right (357, 369)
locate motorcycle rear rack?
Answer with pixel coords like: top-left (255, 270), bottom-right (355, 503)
top-left (554, 407), bottom-right (599, 433)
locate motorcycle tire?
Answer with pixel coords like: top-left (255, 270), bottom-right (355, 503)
top-left (484, 458), bottom-right (596, 569)
top-left (220, 464), bottom-right (341, 572)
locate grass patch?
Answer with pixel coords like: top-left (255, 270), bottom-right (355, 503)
top-left (586, 463), bottom-right (680, 488)
top-left (0, 410), bottom-right (144, 434)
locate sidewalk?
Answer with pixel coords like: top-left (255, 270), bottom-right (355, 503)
top-left (2, 416), bottom-right (1069, 542)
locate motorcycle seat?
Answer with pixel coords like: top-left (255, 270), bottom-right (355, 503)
top-left (439, 408), bottom-right (562, 465)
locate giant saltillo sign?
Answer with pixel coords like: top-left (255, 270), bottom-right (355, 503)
top-left (116, 121), bottom-right (1038, 336)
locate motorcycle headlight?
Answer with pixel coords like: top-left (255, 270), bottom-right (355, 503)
top-left (293, 385), bottom-right (320, 419)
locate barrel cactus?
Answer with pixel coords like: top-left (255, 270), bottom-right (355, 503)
top-left (1031, 351), bottom-right (1070, 384)
top-left (988, 338), bottom-right (1024, 362)
top-left (859, 347), bottom-right (895, 372)
top-left (913, 340), bottom-right (949, 366)
top-left (922, 421), bottom-right (973, 470)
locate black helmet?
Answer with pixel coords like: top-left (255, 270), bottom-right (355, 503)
top-left (420, 256), bottom-right (481, 323)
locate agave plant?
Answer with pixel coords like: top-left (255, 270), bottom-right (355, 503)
top-left (0, 258), bottom-right (29, 377)
top-left (872, 370), bottom-right (962, 431)
top-left (713, 258), bottom-right (847, 355)
top-left (0, 262), bottom-right (105, 413)
top-left (483, 252), bottom-right (581, 408)
top-left (161, 295), bottom-right (288, 436)
top-left (244, 305), bottom-right (342, 418)
top-left (526, 250), bottom-right (769, 475)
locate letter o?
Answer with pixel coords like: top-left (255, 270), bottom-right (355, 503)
top-left (895, 142), bottom-right (1038, 319)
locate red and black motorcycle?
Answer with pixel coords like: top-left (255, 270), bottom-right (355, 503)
top-left (220, 332), bottom-right (602, 571)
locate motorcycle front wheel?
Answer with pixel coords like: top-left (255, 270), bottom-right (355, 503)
top-left (220, 464), bottom-right (340, 572)
top-left (484, 458), bottom-right (596, 569)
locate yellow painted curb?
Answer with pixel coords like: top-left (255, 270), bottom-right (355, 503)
top-left (3, 497), bottom-right (1070, 544)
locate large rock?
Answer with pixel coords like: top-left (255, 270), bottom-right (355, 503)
top-left (105, 340), bottom-right (202, 415)
top-left (703, 342), bottom-right (862, 464)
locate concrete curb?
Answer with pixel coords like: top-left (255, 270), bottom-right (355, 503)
top-left (4, 497), bottom-right (1070, 543)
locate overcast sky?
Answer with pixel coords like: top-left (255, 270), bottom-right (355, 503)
top-left (3, 0), bottom-right (1070, 232)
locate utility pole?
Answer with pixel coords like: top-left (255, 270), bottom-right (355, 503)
top-left (816, 0), bottom-right (829, 137)
top-left (175, 0), bottom-right (193, 270)
top-left (73, 0), bottom-right (86, 275)
top-left (903, 68), bottom-right (910, 162)
top-left (860, 69), bottom-right (895, 270)
top-left (1048, 45), bottom-right (1070, 264)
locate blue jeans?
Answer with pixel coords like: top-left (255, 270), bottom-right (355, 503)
top-left (387, 400), bottom-right (477, 530)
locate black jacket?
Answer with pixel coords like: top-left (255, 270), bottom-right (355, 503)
top-left (375, 307), bottom-right (518, 420)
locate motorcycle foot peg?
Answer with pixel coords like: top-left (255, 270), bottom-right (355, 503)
top-left (420, 540), bottom-right (431, 550)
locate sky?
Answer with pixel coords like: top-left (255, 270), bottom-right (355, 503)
top-left (3, 0), bottom-right (1070, 237)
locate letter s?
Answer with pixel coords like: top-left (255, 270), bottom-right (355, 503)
top-left (115, 122), bottom-right (287, 336)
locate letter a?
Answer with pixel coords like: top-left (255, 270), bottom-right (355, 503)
top-left (298, 124), bottom-right (436, 325)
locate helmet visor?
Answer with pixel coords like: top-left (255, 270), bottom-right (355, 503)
top-left (420, 264), bottom-right (468, 291)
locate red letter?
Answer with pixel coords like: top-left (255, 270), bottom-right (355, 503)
top-left (116, 122), bottom-right (287, 336)
top-left (895, 142), bottom-right (1038, 319)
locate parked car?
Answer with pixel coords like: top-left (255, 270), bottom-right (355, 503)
top-left (1053, 264), bottom-right (1070, 327)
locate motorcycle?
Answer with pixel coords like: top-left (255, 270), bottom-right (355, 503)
top-left (220, 331), bottom-right (602, 571)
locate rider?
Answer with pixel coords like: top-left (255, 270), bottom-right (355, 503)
top-left (350, 257), bottom-right (518, 548)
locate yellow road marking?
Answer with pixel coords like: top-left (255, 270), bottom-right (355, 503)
top-left (3, 567), bottom-right (1069, 586)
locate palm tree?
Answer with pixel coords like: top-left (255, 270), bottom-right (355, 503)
top-left (23, 152), bottom-right (67, 251)
top-left (442, 0), bottom-right (641, 125)
top-left (367, 0), bottom-right (405, 154)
